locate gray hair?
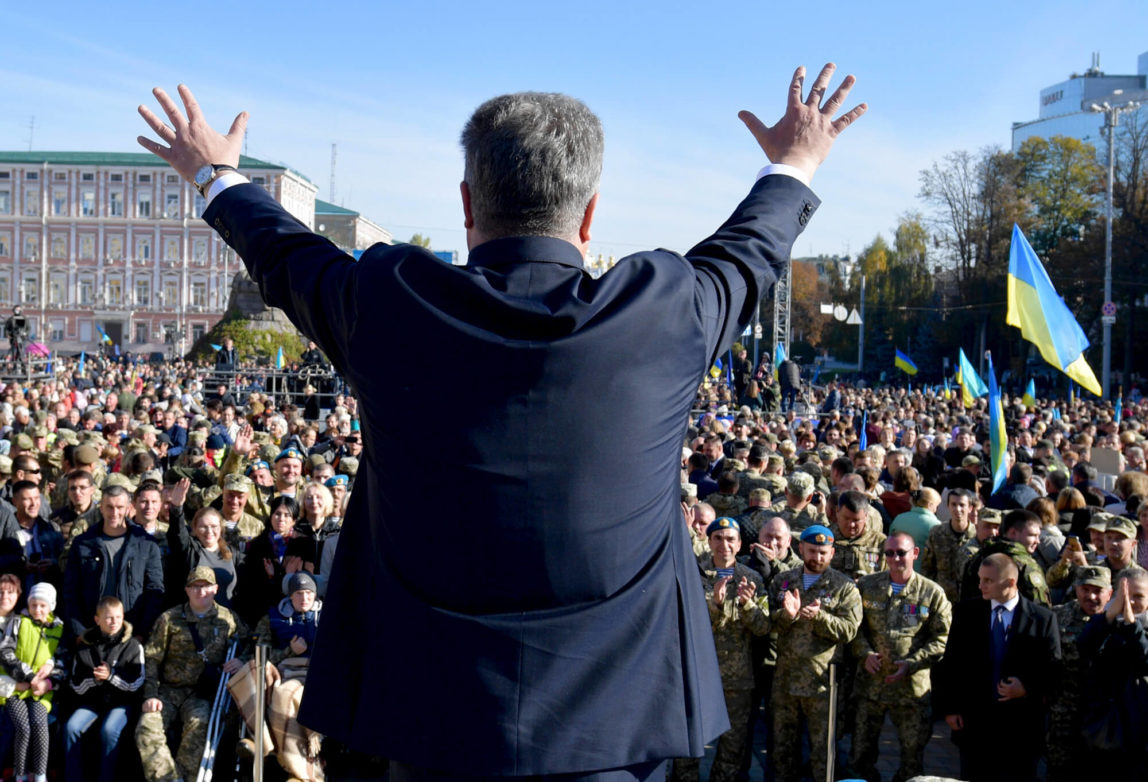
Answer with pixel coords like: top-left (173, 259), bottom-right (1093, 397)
top-left (461, 92), bottom-right (604, 239)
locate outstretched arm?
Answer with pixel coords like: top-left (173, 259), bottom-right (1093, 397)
top-left (136, 85), bottom-right (246, 180)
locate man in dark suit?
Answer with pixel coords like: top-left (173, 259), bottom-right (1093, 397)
top-left (136, 65), bottom-right (865, 780)
top-left (935, 552), bottom-right (1061, 781)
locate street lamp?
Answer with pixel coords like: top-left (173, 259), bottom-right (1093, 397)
top-left (1087, 96), bottom-right (1141, 399)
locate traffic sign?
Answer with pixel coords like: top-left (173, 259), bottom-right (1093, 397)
top-left (1102, 315), bottom-right (1116, 325)
top-left (1102, 301), bottom-right (1117, 316)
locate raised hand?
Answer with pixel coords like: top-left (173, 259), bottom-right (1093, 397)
top-left (781, 587), bottom-right (801, 619)
top-left (738, 63), bottom-right (866, 182)
top-left (713, 576), bottom-right (731, 607)
top-left (735, 577), bottom-right (757, 607)
top-left (137, 85), bottom-right (248, 181)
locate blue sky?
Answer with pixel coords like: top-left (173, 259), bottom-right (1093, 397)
top-left (3, 1), bottom-right (1147, 260)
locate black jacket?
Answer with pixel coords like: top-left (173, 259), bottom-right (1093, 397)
top-left (62, 525), bottom-right (165, 640)
top-left (69, 621), bottom-right (145, 710)
top-left (236, 531), bottom-right (313, 627)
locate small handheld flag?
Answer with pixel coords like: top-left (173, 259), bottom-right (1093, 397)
top-left (894, 349), bottom-right (918, 376)
top-left (859, 410), bottom-right (868, 451)
top-left (1115, 388), bottom-right (1123, 422)
top-left (773, 343), bottom-right (787, 380)
top-left (210, 343), bottom-right (223, 352)
top-left (275, 347), bottom-right (285, 369)
top-left (1022, 379), bottom-right (1037, 408)
top-left (986, 354), bottom-right (1008, 495)
top-left (710, 357), bottom-right (723, 379)
top-left (957, 349), bottom-right (988, 407)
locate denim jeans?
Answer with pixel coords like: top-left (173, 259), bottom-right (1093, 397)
top-left (64, 706), bottom-right (131, 782)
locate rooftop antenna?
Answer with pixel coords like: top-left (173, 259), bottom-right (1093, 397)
top-left (329, 143), bottom-right (338, 204)
top-left (25, 117), bottom-right (34, 151)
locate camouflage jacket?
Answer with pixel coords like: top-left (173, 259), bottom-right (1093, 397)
top-left (830, 524), bottom-right (887, 580)
top-left (770, 500), bottom-right (828, 536)
top-left (1051, 600), bottom-right (1095, 707)
top-left (768, 566), bottom-right (861, 697)
top-left (921, 521), bottom-right (975, 602)
top-left (708, 493), bottom-right (748, 519)
top-left (1046, 548), bottom-right (1106, 588)
top-left (143, 603), bottom-right (245, 700)
top-left (688, 526), bottom-right (709, 561)
top-left (959, 538), bottom-right (1050, 606)
top-left (851, 571), bottom-right (951, 702)
top-left (736, 470), bottom-right (774, 499)
top-left (698, 557), bottom-right (770, 689)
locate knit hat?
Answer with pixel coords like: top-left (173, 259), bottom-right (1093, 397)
top-left (27, 583), bottom-right (56, 612)
top-left (286, 572), bottom-right (317, 595)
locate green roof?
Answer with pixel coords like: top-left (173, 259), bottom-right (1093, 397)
top-left (0, 151), bottom-right (285, 169)
top-left (314, 199), bottom-right (359, 216)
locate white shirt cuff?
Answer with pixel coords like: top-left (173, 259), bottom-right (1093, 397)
top-left (756, 163), bottom-right (812, 187)
top-left (205, 172), bottom-right (250, 207)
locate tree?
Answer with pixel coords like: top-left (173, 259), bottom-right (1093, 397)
top-left (409, 233), bottom-right (432, 249)
top-left (1016, 135), bottom-right (1103, 255)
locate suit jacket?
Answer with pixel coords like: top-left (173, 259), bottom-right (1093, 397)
top-left (934, 595), bottom-right (1061, 738)
top-left (203, 173), bottom-right (819, 774)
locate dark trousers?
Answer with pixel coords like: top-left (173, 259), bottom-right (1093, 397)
top-left (389, 759), bottom-right (667, 782)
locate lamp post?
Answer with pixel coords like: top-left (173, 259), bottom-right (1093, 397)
top-left (1088, 96), bottom-right (1141, 399)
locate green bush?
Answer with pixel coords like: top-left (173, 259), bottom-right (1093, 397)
top-left (187, 316), bottom-right (305, 365)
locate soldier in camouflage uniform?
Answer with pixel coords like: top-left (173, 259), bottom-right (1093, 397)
top-left (759, 454), bottom-right (788, 498)
top-left (671, 518), bottom-right (770, 782)
top-left (769, 470), bottom-right (828, 536)
top-left (733, 488), bottom-right (773, 553)
top-left (920, 488), bottom-right (975, 603)
top-left (708, 472), bottom-right (749, 519)
top-left (1047, 565), bottom-right (1112, 782)
top-left (1100, 516), bottom-right (1147, 588)
top-left (959, 509), bottom-right (1050, 606)
top-left (850, 531), bottom-right (951, 782)
top-left (1047, 515), bottom-right (1108, 589)
top-left (953, 507), bottom-right (1001, 598)
top-left (768, 525), bottom-right (862, 782)
top-left (136, 567), bottom-right (247, 782)
top-left (213, 473), bottom-right (266, 552)
top-left (830, 491), bottom-right (886, 580)
top-left (687, 502), bottom-right (716, 560)
top-left (736, 446), bottom-right (774, 499)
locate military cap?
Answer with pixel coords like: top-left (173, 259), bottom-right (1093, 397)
top-left (258, 444), bottom-right (280, 463)
top-left (276, 448), bottom-right (304, 463)
top-left (748, 488), bottom-right (772, 504)
top-left (139, 469), bottom-right (163, 486)
top-left (817, 445), bottom-right (839, 462)
top-left (103, 473), bottom-right (136, 491)
top-left (55, 429), bottom-right (78, 446)
top-left (961, 454), bottom-right (982, 467)
top-left (0, 455), bottom-right (11, 474)
top-left (681, 482), bottom-right (698, 499)
top-left (12, 434), bottom-right (33, 451)
top-left (725, 458), bottom-right (747, 473)
top-left (187, 431), bottom-right (208, 445)
top-left (133, 424), bottom-right (158, 437)
top-left (706, 517), bottom-right (740, 537)
top-left (224, 473), bottom-right (253, 493)
top-left (338, 456), bottom-right (359, 476)
top-left (155, 432), bottom-right (173, 447)
top-left (1087, 513), bottom-right (1113, 533)
top-left (786, 471), bottom-right (815, 497)
top-left (977, 507), bottom-right (1002, 525)
top-left (286, 572), bottom-right (317, 595)
top-left (307, 454), bottom-right (328, 470)
top-left (252, 431), bottom-right (273, 445)
top-left (800, 524), bottom-right (835, 545)
top-left (1074, 565), bottom-right (1112, 589)
top-left (245, 460), bottom-right (271, 476)
top-left (32, 410), bottom-right (48, 425)
top-left (1106, 516), bottom-right (1137, 539)
top-left (28, 426), bottom-right (47, 438)
top-left (325, 475), bottom-right (349, 489)
top-left (761, 433), bottom-right (779, 445)
top-left (186, 566), bottom-right (217, 587)
top-left (73, 445), bottom-right (100, 466)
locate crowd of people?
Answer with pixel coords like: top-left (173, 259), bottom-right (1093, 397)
top-left (680, 369), bottom-right (1148, 782)
top-left (0, 349), bottom-right (359, 782)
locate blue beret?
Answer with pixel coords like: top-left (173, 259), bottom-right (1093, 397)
top-left (800, 524), bottom-right (835, 545)
top-left (325, 475), bottom-right (349, 489)
top-left (245, 460), bottom-right (270, 475)
top-left (706, 517), bottom-right (740, 537)
top-left (276, 448), bottom-right (304, 463)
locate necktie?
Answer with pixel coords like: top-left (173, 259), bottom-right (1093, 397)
top-left (991, 605), bottom-right (1008, 692)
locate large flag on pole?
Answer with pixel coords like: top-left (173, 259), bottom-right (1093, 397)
top-left (1007, 224), bottom-right (1102, 396)
top-left (1115, 389), bottom-right (1123, 422)
top-left (894, 349), bottom-right (918, 376)
top-left (956, 348), bottom-right (988, 407)
top-left (275, 346), bottom-right (286, 370)
top-left (1022, 379), bottom-right (1037, 408)
top-left (986, 354), bottom-right (1008, 495)
top-left (773, 343), bottom-right (787, 380)
top-left (859, 410), bottom-right (868, 451)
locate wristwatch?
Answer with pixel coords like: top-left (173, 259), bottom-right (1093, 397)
top-left (193, 164), bottom-right (238, 197)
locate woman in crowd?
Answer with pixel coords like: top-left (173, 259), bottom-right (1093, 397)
top-left (237, 496), bottom-right (313, 625)
top-left (167, 486), bottom-right (241, 608)
top-left (1027, 496), bottom-right (1066, 572)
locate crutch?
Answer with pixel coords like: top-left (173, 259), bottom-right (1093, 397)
top-left (825, 663), bottom-right (837, 782)
top-left (197, 640), bottom-right (238, 782)
top-left (253, 643), bottom-right (268, 782)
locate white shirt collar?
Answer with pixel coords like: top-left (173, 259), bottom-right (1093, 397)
top-left (991, 594), bottom-right (1020, 613)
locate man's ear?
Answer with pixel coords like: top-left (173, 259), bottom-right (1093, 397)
top-left (460, 182), bottom-right (474, 229)
top-left (579, 193), bottom-right (599, 244)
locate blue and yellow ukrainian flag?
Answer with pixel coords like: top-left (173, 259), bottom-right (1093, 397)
top-left (943, 377), bottom-right (952, 400)
top-left (895, 349), bottom-right (918, 376)
top-left (709, 357), bottom-right (723, 379)
top-left (1022, 379), bottom-right (1037, 408)
top-left (987, 354), bottom-right (1008, 495)
top-left (1007, 224), bottom-right (1101, 396)
top-left (859, 410), bottom-right (868, 451)
top-left (956, 348), bottom-right (988, 408)
top-left (773, 343), bottom-right (787, 380)
top-left (275, 346), bottom-right (286, 369)
top-left (1115, 389), bottom-right (1123, 422)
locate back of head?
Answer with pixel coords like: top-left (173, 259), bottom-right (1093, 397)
top-left (1002, 508), bottom-right (1040, 538)
top-left (462, 92), bottom-right (604, 239)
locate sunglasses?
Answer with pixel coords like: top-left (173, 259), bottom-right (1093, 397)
top-left (884, 549), bottom-right (912, 558)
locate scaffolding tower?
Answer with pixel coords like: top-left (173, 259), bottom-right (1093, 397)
top-left (772, 260), bottom-right (791, 365)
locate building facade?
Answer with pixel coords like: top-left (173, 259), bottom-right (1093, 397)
top-left (0, 151), bottom-right (318, 355)
top-left (314, 198), bottom-right (392, 253)
top-left (1011, 51), bottom-right (1148, 151)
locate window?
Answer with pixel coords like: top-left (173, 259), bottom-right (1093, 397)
top-left (52, 188), bottom-right (66, 216)
top-left (138, 174), bottom-right (151, 183)
top-left (135, 278), bottom-right (150, 306)
top-left (166, 174), bottom-right (178, 183)
top-left (49, 277), bottom-right (63, 305)
top-left (21, 278), bottom-right (37, 304)
top-left (78, 279), bottom-right (93, 305)
top-left (136, 237), bottom-right (151, 261)
top-left (192, 281), bottom-right (206, 307)
top-left (107, 236), bottom-right (123, 261)
top-left (164, 192), bottom-right (180, 218)
top-left (25, 172), bottom-right (37, 181)
top-left (50, 236), bottom-right (66, 259)
top-left (79, 235), bottom-right (95, 260)
top-left (192, 323), bottom-right (206, 342)
top-left (110, 173), bottom-right (123, 182)
top-left (135, 322), bottom-right (149, 344)
top-left (164, 237), bottom-right (179, 261)
top-left (109, 191), bottom-right (124, 217)
top-left (23, 235), bottom-right (38, 260)
top-left (0, 190), bottom-right (9, 214)
top-left (164, 279), bottom-right (178, 306)
top-left (79, 321), bottom-right (92, 342)
top-left (0, 233), bottom-right (9, 257)
top-left (107, 278), bottom-right (122, 306)
top-left (81, 173), bottom-right (94, 182)
top-left (137, 191), bottom-right (151, 218)
top-left (0, 275), bottom-right (8, 303)
top-left (193, 195), bottom-right (206, 218)
top-left (53, 172), bottom-right (66, 181)
top-left (81, 190), bottom-right (95, 216)
top-left (252, 176), bottom-right (266, 185)
top-left (0, 172), bottom-right (9, 179)
top-left (23, 187), bottom-right (39, 216)
top-left (50, 319), bottom-right (64, 341)
top-left (193, 238), bottom-right (207, 263)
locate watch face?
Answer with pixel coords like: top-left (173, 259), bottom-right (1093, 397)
top-left (194, 164), bottom-right (214, 187)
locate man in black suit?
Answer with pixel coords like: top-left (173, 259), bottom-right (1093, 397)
top-left (935, 553), bottom-right (1061, 781)
top-left (136, 65), bottom-right (865, 781)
